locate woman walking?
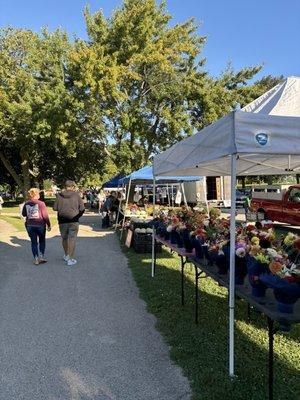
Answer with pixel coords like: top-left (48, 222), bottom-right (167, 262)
top-left (22, 188), bottom-right (51, 265)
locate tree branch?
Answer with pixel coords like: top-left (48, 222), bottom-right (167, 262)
top-left (0, 150), bottom-right (23, 187)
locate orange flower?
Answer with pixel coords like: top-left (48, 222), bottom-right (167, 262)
top-left (269, 261), bottom-right (283, 275)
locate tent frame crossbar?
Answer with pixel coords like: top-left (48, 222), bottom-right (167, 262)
top-left (239, 156), bottom-right (296, 173)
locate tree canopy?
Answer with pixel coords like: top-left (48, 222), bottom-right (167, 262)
top-left (0, 0), bottom-right (284, 194)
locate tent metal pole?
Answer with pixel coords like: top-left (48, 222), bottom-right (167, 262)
top-left (229, 154), bottom-right (237, 377)
top-left (220, 176), bottom-right (224, 202)
top-left (171, 185), bottom-right (174, 206)
top-left (181, 182), bottom-right (188, 207)
top-left (151, 177), bottom-right (156, 277)
top-left (167, 183), bottom-right (170, 206)
top-left (120, 178), bottom-right (131, 240)
top-left (115, 181), bottom-right (124, 230)
top-left (203, 176), bottom-right (209, 213)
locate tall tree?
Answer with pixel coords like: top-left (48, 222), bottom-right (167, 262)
top-left (83, 1), bottom-right (283, 173)
top-left (190, 67), bottom-right (284, 129)
top-left (0, 28), bottom-right (107, 195)
top-left (83, 0), bottom-right (207, 171)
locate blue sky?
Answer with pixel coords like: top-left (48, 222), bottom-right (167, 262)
top-left (0, 0), bottom-right (299, 80)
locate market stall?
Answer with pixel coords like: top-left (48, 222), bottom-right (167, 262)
top-left (117, 165), bottom-right (201, 238)
top-left (153, 76), bottom-right (300, 384)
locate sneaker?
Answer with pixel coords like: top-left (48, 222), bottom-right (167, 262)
top-left (39, 254), bottom-right (47, 263)
top-left (63, 254), bottom-right (70, 262)
top-left (33, 257), bottom-right (39, 265)
top-left (67, 259), bottom-right (77, 266)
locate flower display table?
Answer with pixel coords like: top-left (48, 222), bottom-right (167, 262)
top-left (154, 234), bottom-right (300, 400)
top-left (153, 235), bottom-right (195, 306)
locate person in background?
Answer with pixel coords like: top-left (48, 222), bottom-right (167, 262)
top-left (133, 189), bottom-right (141, 204)
top-left (138, 195), bottom-right (149, 207)
top-left (22, 188), bottom-right (51, 265)
top-left (89, 191), bottom-right (96, 209)
top-left (97, 190), bottom-right (106, 214)
top-left (53, 180), bottom-right (85, 266)
top-left (112, 192), bottom-right (123, 225)
top-left (243, 195), bottom-right (251, 215)
top-left (101, 191), bottom-right (116, 228)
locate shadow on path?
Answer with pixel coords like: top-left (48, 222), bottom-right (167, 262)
top-left (0, 215), bottom-right (191, 400)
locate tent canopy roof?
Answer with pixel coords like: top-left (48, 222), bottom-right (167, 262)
top-left (120, 165), bottom-right (201, 184)
top-left (102, 174), bottom-right (125, 188)
top-left (154, 76), bottom-right (300, 177)
top-left (242, 76), bottom-right (300, 116)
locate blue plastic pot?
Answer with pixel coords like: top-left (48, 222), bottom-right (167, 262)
top-left (169, 230), bottom-right (177, 244)
top-left (175, 231), bottom-right (183, 247)
top-left (191, 236), bottom-right (207, 259)
top-left (235, 256), bottom-right (248, 285)
top-left (247, 257), bottom-right (269, 297)
top-left (181, 229), bottom-right (194, 252)
top-left (215, 253), bottom-right (228, 274)
top-left (260, 273), bottom-right (300, 314)
top-left (251, 285), bottom-right (267, 298)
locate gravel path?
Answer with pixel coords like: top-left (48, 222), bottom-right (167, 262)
top-left (0, 214), bottom-right (191, 400)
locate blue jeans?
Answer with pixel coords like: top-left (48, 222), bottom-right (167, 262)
top-left (26, 225), bottom-right (46, 258)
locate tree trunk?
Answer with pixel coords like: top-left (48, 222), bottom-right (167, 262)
top-left (0, 151), bottom-right (23, 188)
top-left (129, 130), bottom-right (135, 171)
top-left (38, 178), bottom-right (45, 200)
top-left (296, 174), bottom-right (300, 184)
top-left (20, 150), bottom-right (31, 199)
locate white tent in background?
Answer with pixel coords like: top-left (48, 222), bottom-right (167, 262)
top-left (153, 76), bottom-right (300, 377)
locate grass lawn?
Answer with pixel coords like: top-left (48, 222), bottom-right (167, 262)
top-left (0, 215), bottom-right (57, 232)
top-left (1, 200), bottom-right (56, 217)
top-left (121, 241), bottom-right (300, 400)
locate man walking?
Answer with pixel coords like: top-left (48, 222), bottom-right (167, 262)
top-left (53, 180), bottom-right (85, 266)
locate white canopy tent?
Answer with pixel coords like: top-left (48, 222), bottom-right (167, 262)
top-left (153, 76), bottom-right (300, 377)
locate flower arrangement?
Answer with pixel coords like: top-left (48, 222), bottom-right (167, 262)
top-left (153, 205), bottom-right (300, 311)
top-left (155, 206), bottom-right (300, 278)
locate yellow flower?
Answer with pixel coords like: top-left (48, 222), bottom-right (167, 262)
top-left (251, 237), bottom-right (260, 246)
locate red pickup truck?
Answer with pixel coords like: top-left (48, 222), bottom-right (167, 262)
top-left (251, 185), bottom-right (300, 226)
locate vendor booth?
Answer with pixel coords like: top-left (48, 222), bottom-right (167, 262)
top-left (117, 165), bottom-right (202, 237)
top-left (153, 76), bottom-right (300, 395)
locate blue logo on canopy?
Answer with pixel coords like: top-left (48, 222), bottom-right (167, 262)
top-left (255, 133), bottom-right (268, 146)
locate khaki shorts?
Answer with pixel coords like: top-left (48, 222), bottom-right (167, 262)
top-left (59, 222), bottom-right (79, 240)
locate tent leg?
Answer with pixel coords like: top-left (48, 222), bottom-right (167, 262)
top-left (229, 154), bottom-right (237, 377)
top-left (203, 176), bottom-right (209, 213)
top-left (151, 178), bottom-right (156, 277)
top-left (181, 182), bottom-right (188, 207)
top-left (167, 183), bottom-right (171, 206)
top-left (115, 182), bottom-right (124, 230)
top-left (120, 178), bottom-right (131, 240)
